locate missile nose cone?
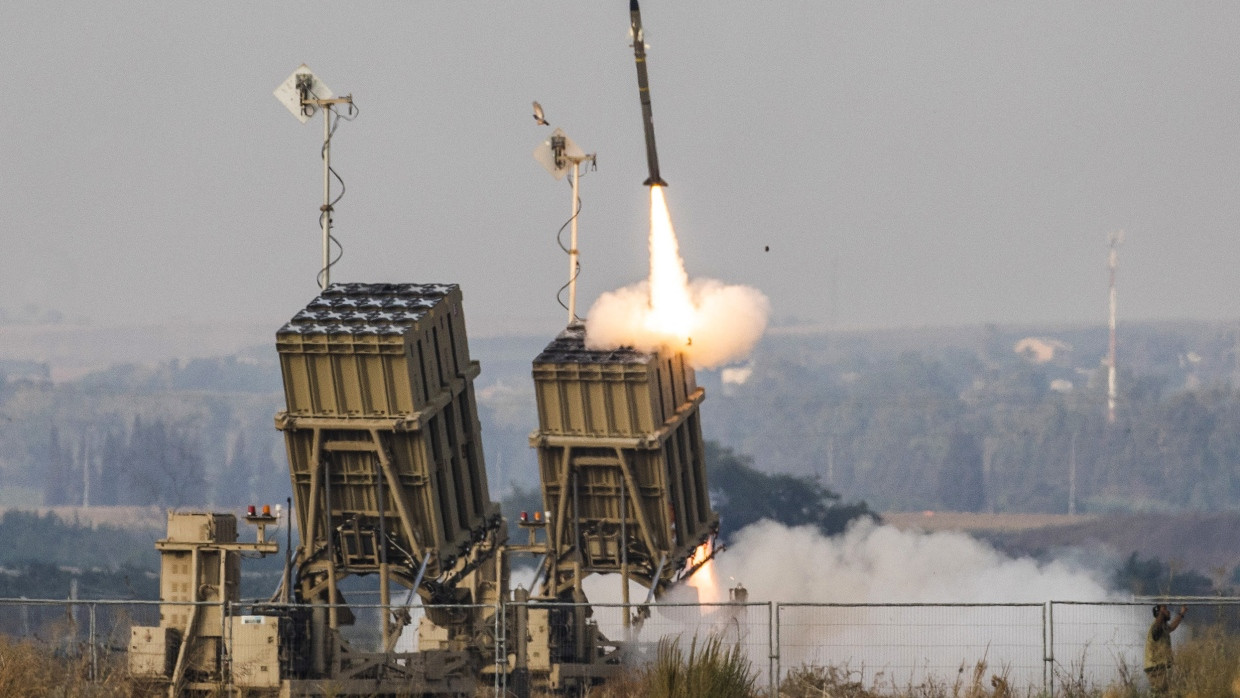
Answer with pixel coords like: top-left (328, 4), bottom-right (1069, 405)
top-left (630, 0), bottom-right (640, 11)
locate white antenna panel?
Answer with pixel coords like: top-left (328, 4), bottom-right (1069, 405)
top-left (273, 64), bottom-right (334, 124)
top-left (533, 128), bottom-right (586, 181)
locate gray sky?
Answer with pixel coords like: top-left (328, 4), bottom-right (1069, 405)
top-left (5, 2), bottom-right (1240, 339)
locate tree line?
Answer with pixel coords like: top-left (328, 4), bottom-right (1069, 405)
top-left (707, 326), bottom-right (1240, 513)
top-left (42, 416), bottom-right (286, 508)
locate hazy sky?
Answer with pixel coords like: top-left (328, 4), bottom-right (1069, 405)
top-left (5, 2), bottom-right (1240, 339)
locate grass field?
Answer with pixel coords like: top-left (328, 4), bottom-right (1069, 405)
top-left (1, 624), bottom-right (1233, 698)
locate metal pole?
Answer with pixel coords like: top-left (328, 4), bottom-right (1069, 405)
top-left (620, 471), bottom-right (630, 632)
top-left (224, 599), bottom-right (233, 692)
top-left (567, 160), bottom-right (580, 324)
top-left (376, 450), bottom-right (391, 651)
top-left (770, 602), bottom-right (778, 698)
top-left (321, 105), bottom-right (332, 289)
top-left (1045, 601), bottom-right (1054, 695)
top-left (493, 599), bottom-right (502, 696)
top-left (89, 603), bottom-right (97, 682)
top-left (284, 496), bottom-right (292, 604)
top-left (324, 455), bottom-right (338, 630)
top-left (1107, 232), bottom-right (1121, 424)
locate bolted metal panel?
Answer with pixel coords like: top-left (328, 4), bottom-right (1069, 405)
top-left (530, 326), bottom-right (717, 596)
top-left (277, 282), bottom-right (472, 417)
top-left (129, 626), bottom-right (180, 678)
top-left (532, 326), bottom-right (699, 438)
top-left (164, 512), bottom-right (237, 544)
top-left (278, 381), bottom-right (497, 578)
top-left (276, 282), bottom-right (499, 591)
top-left (227, 616), bottom-right (282, 689)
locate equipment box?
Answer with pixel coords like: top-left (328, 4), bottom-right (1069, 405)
top-left (228, 615), bottom-right (281, 689)
top-left (129, 626), bottom-right (180, 677)
top-left (164, 512), bottom-right (236, 544)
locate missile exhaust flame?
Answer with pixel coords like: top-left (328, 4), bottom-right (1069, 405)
top-left (646, 186), bottom-right (693, 339)
top-left (584, 187), bottom-right (770, 369)
top-left (684, 537), bottom-right (723, 603)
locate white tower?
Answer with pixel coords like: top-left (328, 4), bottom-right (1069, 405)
top-left (1106, 231), bottom-right (1123, 425)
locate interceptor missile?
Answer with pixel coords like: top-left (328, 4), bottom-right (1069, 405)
top-left (630, 0), bottom-right (668, 187)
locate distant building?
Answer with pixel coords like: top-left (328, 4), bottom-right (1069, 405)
top-left (1014, 337), bottom-right (1072, 364)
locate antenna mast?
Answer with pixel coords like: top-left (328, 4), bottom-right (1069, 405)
top-left (1106, 230), bottom-right (1123, 425)
top-left (274, 65), bottom-right (356, 290)
top-left (534, 125), bottom-right (596, 325)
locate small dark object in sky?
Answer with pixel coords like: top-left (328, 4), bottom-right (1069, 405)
top-left (532, 101), bottom-right (549, 126)
top-left (764, 245), bottom-right (770, 252)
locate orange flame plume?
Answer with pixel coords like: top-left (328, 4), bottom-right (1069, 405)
top-left (684, 538), bottom-right (722, 603)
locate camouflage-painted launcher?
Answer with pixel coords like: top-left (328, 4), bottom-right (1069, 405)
top-left (529, 325), bottom-right (718, 599)
top-left (275, 283), bottom-right (502, 611)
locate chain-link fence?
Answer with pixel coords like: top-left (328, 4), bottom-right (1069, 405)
top-left (0, 597), bottom-right (1235, 695)
top-left (776, 603), bottom-right (1047, 692)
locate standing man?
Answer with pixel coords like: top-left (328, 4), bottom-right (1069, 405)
top-left (1144, 603), bottom-right (1187, 694)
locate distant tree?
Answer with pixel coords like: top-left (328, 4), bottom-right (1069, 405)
top-left (216, 432), bottom-right (255, 506)
top-left (1114, 551), bottom-right (1165, 595)
top-left (938, 430), bottom-right (985, 512)
top-left (95, 425), bottom-right (125, 506)
top-left (706, 441), bottom-right (876, 543)
top-left (42, 426), bottom-right (77, 506)
top-left (124, 416), bottom-right (164, 504)
top-left (1115, 551), bottom-right (1214, 596)
top-left (253, 442), bottom-right (291, 506)
top-left (97, 416), bottom-right (210, 507)
top-left (162, 431), bottom-right (207, 507)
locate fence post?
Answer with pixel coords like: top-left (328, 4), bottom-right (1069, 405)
top-left (225, 599), bottom-right (232, 693)
top-left (494, 601), bottom-right (502, 697)
top-left (89, 602), bottom-right (98, 682)
top-left (770, 602), bottom-right (779, 698)
top-left (1045, 601), bottom-right (1055, 696)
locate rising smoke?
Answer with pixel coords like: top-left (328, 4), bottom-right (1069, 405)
top-left (588, 518), bottom-right (1113, 608)
top-left (586, 279), bottom-right (770, 369)
top-left (584, 186), bottom-right (769, 369)
top-left (586, 519), bottom-right (1137, 690)
top-left (708, 518), bottom-right (1112, 603)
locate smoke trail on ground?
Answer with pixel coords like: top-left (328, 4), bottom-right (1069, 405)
top-left (714, 518), bottom-right (1112, 603)
top-left (582, 519), bottom-right (1141, 692)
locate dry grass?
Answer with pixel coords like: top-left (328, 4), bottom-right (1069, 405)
top-left (772, 626), bottom-right (1240, 698)
top-left (1169, 624), bottom-right (1240, 698)
top-left (0, 634), bottom-right (132, 697)
top-left (1, 621), bottom-right (1238, 698)
top-left (778, 660), bottom-right (1015, 698)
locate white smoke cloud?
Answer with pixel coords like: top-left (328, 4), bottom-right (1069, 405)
top-left (578, 520), bottom-right (1137, 691)
top-left (583, 186), bottom-right (770, 370)
top-left (715, 518), bottom-right (1112, 603)
top-left (584, 278), bottom-right (770, 369)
